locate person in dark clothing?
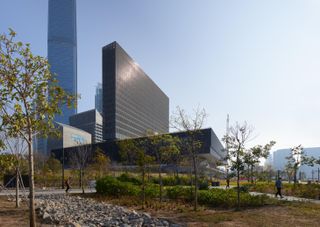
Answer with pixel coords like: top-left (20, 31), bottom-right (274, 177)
top-left (226, 178), bottom-right (230, 189)
top-left (275, 177), bottom-right (283, 198)
top-left (65, 177), bottom-right (71, 193)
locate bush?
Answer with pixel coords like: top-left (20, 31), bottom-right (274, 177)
top-left (117, 173), bottom-right (141, 185)
top-left (144, 183), bottom-right (160, 198)
top-left (198, 188), bottom-right (268, 208)
top-left (96, 176), bottom-right (139, 197)
top-left (166, 186), bottom-right (193, 200)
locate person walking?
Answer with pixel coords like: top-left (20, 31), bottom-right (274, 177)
top-left (226, 178), bottom-right (230, 189)
top-left (275, 177), bottom-right (283, 198)
top-left (65, 177), bottom-right (71, 193)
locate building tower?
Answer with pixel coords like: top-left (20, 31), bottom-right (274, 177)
top-left (48, 0), bottom-right (77, 124)
top-left (102, 42), bottom-right (169, 141)
top-left (95, 83), bottom-right (103, 114)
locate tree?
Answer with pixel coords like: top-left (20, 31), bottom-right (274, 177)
top-left (89, 147), bottom-right (110, 178)
top-left (223, 122), bottom-right (252, 210)
top-left (286, 145), bottom-right (315, 184)
top-left (171, 106), bottom-right (207, 211)
top-left (149, 132), bottom-right (180, 202)
top-left (70, 143), bottom-right (92, 193)
top-left (0, 133), bottom-right (28, 208)
top-left (0, 29), bottom-right (75, 226)
top-left (118, 139), bottom-right (155, 208)
top-left (243, 141), bottom-right (276, 183)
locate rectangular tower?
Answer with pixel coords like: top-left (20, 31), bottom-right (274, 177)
top-left (102, 42), bottom-right (169, 140)
top-left (48, 0), bottom-right (77, 124)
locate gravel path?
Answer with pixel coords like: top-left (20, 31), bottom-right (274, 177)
top-left (36, 194), bottom-right (179, 227)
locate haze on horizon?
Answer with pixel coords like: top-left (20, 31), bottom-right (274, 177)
top-left (1, 0), bottom-right (320, 152)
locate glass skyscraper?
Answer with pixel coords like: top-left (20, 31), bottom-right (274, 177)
top-left (35, 0), bottom-right (77, 155)
top-left (48, 0), bottom-right (77, 124)
top-left (103, 42), bottom-right (169, 140)
top-left (95, 83), bottom-right (103, 114)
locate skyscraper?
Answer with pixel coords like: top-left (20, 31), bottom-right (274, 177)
top-left (35, 0), bottom-right (77, 155)
top-left (102, 42), bottom-right (169, 140)
top-left (95, 83), bottom-right (103, 114)
top-left (48, 0), bottom-right (77, 124)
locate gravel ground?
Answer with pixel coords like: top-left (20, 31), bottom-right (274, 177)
top-left (36, 194), bottom-right (180, 227)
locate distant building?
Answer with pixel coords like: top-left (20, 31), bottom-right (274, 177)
top-left (36, 0), bottom-right (78, 155)
top-left (102, 42), bottom-right (169, 140)
top-left (95, 83), bottom-right (103, 114)
top-left (69, 109), bottom-right (103, 143)
top-left (52, 128), bottom-right (225, 166)
top-left (47, 122), bottom-right (91, 152)
top-left (272, 147), bottom-right (320, 180)
top-left (48, 0), bottom-right (77, 124)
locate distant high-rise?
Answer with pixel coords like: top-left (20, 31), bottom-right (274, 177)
top-left (69, 109), bottom-right (103, 143)
top-left (102, 42), bottom-right (169, 140)
top-left (48, 0), bottom-right (77, 124)
top-left (95, 83), bottom-right (103, 114)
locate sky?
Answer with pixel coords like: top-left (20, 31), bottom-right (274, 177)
top-left (1, 0), bottom-right (320, 152)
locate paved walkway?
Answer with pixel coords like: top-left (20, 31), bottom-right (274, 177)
top-left (0, 188), bottom-right (96, 197)
top-left (249, 191), bottom-right (320, 204)
top-left (209, 185), bottom-right (320, 204)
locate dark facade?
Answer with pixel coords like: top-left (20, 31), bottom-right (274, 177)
top-left (69, 109), bottom-right (103, 143)
top-left (52, 128), bottom-right (225, 166)
top-left (102, 42), bottom-right (169, 141)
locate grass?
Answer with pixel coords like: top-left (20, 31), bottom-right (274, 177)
top-left (81, 193), bottom-right (320, 226)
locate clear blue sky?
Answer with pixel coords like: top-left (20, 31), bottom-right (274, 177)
top-left (1, 0), bottom-right (320, 151)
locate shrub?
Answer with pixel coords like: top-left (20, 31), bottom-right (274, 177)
top-left (117, 173), bottom-right (141, 185)
top-left (198, 188), bottom-right (268, 208)
top-left (144, 183), bottom-right (160, 198)
top-left (96, 176), bottom-right (139, 197)
top-left (166, 186), bottom-right (193, 200)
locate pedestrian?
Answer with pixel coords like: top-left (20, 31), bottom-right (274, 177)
top-left (275, 177), bottom-right (283, 198)
top-left (65, 177), bottom-right (71, 193)
top-left (226, 178), bottom-right (230, 189)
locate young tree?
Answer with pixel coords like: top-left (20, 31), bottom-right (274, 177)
top-left (286, 145), bottom-right (315, 184)
top-left (89, 147), bottom-right (110, 178)
top-left (118, 139), bottom-right (154, 208)
top-left (0, 134), bottom-right (28, 207)
top-left (70, 143), bottom-right (92, 193)
top-left (0, 29), bottom-right (75, 226)
top-left (149, 133), bottom-right (180, 202)
top-left (243, 141), bottom-right (276, 183)
top-left (223, 122), bottom-right (252, 210)
top-left (171, 106), bottom-right (207, 211)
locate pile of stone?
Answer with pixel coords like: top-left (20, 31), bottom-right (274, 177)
top-left (36, 194), bottom-right (179, 227)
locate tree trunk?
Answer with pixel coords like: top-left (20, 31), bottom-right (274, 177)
top-left (159, 166), bottom-right (163, 203)
top-left (27, 137), bottom-right (36, 227)
top-left (192, 155), bottom-right (198, 211)
top-left (80, 169), bottom-right (84, 194)
top-left (294, 168), bottom-right (297, 185)
top-left (250, 165), bottom-right (254, 184)
top-left (142, 165), bottom-right (145, 209)
top-left (62, 149), bottom-right (65, 189)
top-left (236, 152), bottom-right (240, 210)
top-left (15, 167), bottom-right (19, 208)
top-left (237, 169), bottom-right (240, 210)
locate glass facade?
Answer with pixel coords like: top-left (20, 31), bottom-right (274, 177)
top-left (48, 0), bottom-right (77, 124)
top-left (95, 83), bottom-right (103, 114)
top-left (103, 42), bottom-right (169, 140)
top-left (69, 109), bottom-right (103, 143)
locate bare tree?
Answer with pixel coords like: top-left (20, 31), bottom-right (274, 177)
top-left (70, 143), bottom-right (92, 193)
top-left (148, 132), bottom-right (180, 202)
top-left (0, 133), bottom-right (27, 208)
top-left (171, 106), bottom-right (207, 211)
